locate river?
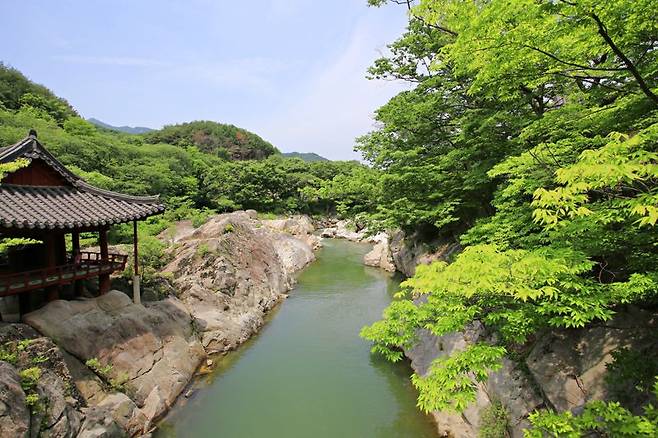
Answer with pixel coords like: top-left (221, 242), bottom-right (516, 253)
top-left (156, 239), bottom-right (437, 438)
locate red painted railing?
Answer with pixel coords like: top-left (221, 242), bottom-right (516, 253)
top-left (0, 252), bottom-right (128, 297)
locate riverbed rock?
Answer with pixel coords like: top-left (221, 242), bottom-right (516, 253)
top-left (163, 211), bottom-right (316, 354)
top-left (262, 215), bottom-right (322, 250)
top-left (23, 291), bottom-right (205, 432)
top-left (363, 233), bottom-right (396, 272)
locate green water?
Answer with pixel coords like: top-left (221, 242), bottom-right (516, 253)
top-left (156, 239), bottom-right (437, 438)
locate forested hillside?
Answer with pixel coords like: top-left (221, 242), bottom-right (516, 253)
top-left (0, 64), bottom-right (363, 217)
top-left (143, 120), bottom-right (278, 160)
top-left (356, 0), bottom-right (658, 435)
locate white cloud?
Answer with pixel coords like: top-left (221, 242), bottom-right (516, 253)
top-left (258, 14), bottom-right (409, 161)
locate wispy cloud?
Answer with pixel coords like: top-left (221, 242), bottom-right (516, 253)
top-left (168, 56), bottom-right (298, 96)
top-left (258, 15), bottom-right (409, 160)
top-left (52, 55), bottom-right (167, 67)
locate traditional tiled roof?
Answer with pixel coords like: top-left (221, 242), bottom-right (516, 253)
top-left (0, 131), bottom-right (165, 230)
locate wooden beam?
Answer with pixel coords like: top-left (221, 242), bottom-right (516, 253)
top-left (98, 227), bottom-right (110, 295)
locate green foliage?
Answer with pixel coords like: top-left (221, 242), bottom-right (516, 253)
top-left (19, 367), bottom-right (41, 391)
top-left (196, 243), bottom-right (211, 258)
top-left (605, 346), bottom-right (658, 409)
top-left (412, 344), bottom-right (506, 413)
top-left (479, 400), bottom-right (511, 438)
top-left (0, 63), bottom-right (77, 124)
top-left (86, 358), bottom-right (113, 378)
top-left (223, 223), bottom-right (235, 234)
top-left (0, 158), bottom-right (29, 180)
top-left (143, 120), bottom-right (278, 160)
top-left (526, 380), bottom-right (658, 437)
top-left (0, 347), bottom-right (17, 364)
top-left (364, 0), bottom-right (658, 422)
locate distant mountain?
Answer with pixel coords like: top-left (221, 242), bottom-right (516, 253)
top-left (87, 118), bottom-right (154, 134)
top-left (281, 152), bottom-right (329, 162)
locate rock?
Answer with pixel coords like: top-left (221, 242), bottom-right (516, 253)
top-left (0, 324), bottom-right (86, 438)
top-left (363, 233), bottom-right (396, 272)
top-left (320, 228), bottom-right (336, 238)
top-left (406, 307), bottom-right (658, 437)
top-left (163, 212), bottom-right (316, 355)
top-left (0, 361), bottom-right (30, 438)
top-left (389, 230), bottom-right (461, 277)
top-left (406, 324), bottom-right (542, 438)
top-left (23, 291), bottom-right (205, 432)
top-left (526, 307), bottom-right (658, 413)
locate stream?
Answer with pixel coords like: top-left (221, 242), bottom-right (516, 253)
top-left (156, 239), bottom-right (437, 438)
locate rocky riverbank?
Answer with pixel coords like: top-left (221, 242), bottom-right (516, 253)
top-left (0, 212), bottom-right (319, 437)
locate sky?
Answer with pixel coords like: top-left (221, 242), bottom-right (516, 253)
top-left (0, 1), bottom-right (410, 160)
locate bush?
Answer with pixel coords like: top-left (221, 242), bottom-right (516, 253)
top-left (479, 401), bottom-right (510, 438)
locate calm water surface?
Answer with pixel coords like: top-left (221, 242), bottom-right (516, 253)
top-left (156, 239), bottom-right (436, 438)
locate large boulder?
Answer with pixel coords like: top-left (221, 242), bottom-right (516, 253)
top-left (0, 323), bottom-right (85, 438)
top-left (23, 291), bottom-right (205, 431)
top-left (363, 233), bottom-right (396, 272)
top-left (163, 212), bottom-right (316, 354)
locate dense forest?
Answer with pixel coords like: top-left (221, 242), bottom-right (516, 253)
top-left (357, 0), bottom-right (658, 436)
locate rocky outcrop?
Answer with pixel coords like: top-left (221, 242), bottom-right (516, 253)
top-left (0, 323), bottom-right (85, 438)
top-left (0, 361), bottom-right (30, 437)
top-left (23, 292), bottom-right (205, 433)
top-left (526, 307), bottom-right (657, 413)
top-left (389, 231), bottom-right (461, 277)
top-left (363, 233), bottom-right (396, 272)
top-left (163, 212), bottom-right (316, 355)
top-left (406, 325), bottom-right (542, 438)
top-left (1, 212), bottom-right (319, 437)
top-left (405, 308), bottom-right (658, 437)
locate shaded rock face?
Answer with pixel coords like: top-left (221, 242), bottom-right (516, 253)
top-left (389, 231), bottom-right (461, 277)
top-left (406, 325), bottom-right (542, 438)
top-left (526, 307), bottom-right (658, 413)
top-left (406, 308), bottom-right (658, 437)
top-left (23, 292), bottom-right (205, 433)
top-left (163, 212), bottom-right (316, 354)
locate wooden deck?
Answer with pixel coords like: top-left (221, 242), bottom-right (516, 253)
top-left (0, 252), bottom-right (128, 297)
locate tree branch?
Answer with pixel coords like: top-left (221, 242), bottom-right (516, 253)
top-left (589, 12), bottom-right (658, 105)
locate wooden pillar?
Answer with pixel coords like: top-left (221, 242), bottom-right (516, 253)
top-left (72, 231), bottom-right (83, 297)
top-left (45, 233), bottom-right (60, 302)
top-left (98, 227), bottom-right (110, 295)
top-left (132, 220), bottom-right (141, 304)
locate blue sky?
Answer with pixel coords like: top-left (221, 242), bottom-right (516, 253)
top-left (0, 1), bottom-right (409, 160)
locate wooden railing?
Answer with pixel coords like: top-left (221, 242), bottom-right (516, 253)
top-left (0, 252), bottom-right (128, 297)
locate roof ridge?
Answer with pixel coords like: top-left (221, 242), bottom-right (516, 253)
top-left (75, 180), bottom-right (161, 203)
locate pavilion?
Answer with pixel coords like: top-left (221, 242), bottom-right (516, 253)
top-left (0, 130), bottom-right (165, 318)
